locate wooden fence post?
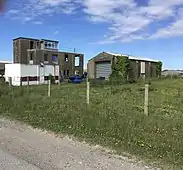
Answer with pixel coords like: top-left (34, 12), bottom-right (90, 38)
top-left (8, 77), bottom-right (12, 87)
top-left (27, 77), bottom-right (29, 86)
top-left (144, 84), bottom-right (149, 116)
top-left (87, 81), bottom-right (90, 105)
top-left (48, 80), bottom-right (51, 97)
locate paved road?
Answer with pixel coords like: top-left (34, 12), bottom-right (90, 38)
top-left (0, 148), bottom-right (41, 170)
top-left (0, 118), bottom-right (157, 170)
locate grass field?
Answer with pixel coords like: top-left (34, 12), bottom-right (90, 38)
top-left (0, 79), bottom-right (183, 169)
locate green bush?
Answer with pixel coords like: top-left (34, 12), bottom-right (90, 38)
top-left (49, 74), bottom-right (56, 84)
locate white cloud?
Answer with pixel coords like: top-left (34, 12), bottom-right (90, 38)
top-left (7, 9), bottom-right (19, 14)
top-left (6, 0), bottom-right (79, 23)
top-left (82, 0), bottom-right (183, 43)
top-left (32, 21), bottom-right (43, 24)
top-left (150, 19), bottom-right (183, 39)
top-left (6, 0), bottom-right (183, 43)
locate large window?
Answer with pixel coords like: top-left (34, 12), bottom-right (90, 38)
top-left (75, 56), bottom-right (80, 66)
top-left (30, 52), bottom-right (33, 60)
top-left (67, 70), bottom-right (69, 76)
top-left (30, 41), bottom-right (34, 49)
top-left (52, 54), bottom-right (58, 63)
top-left (44, 53), bottom-right (48, 61)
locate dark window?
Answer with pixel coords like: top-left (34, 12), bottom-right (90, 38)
top-left (30, 52), bottom-right (33, 60)
top-left (64, 54), bottom-right (69, 62)
top-left (30, 41), bottom-right (34, 49)
top-left (63, 70), bottom-right (66, 76)
top-left (52, 54), bottom-right (58, 62)
top-left (45, 42), bottom-right (48, 48)
top-left (67, 70), bottom-right (69, 76)
top-left (48, 43), bottom-right (51, 48)
top-left (44, 53), bottom-right (48, 61)
top-left (36, 42), bottom-right (39, 49)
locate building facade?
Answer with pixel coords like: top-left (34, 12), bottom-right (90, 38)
top-left (13, 37), bottom-right (84, 78)
top-left (87, 52), bottom-right (161, 80)
top-left (5, 64), bottom-right (59, 86)
top-left (58, 52), bottom-right (84, 78)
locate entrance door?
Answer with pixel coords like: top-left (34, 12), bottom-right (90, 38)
top-left (39, 66), bottom-right (45, 84)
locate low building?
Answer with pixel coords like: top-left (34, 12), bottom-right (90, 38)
top-left (5, 64), bottom-right (59, 86)
top-left (13, 37), bottom-right (84, 78)
top-left (87, 52), bottom-right (161, 80)
top-left (161, 70), bottom-right (183, 77)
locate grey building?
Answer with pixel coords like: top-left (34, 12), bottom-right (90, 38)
top-left (13, 37), bottom-right (84, 78)
top-left (87, 52), bottom-right (161, 80)
top-left (0, 61), bottom-right (12, 75)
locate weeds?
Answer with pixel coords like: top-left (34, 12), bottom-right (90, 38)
top-left (0, 79), bottom-right (183, 169)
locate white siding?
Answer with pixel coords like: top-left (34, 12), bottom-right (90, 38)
top-left (96, 62), bottom-right (111, 79)
top-left (5, 64), bottom-right (21, 86)
top-left (5, 64), bottom-right (59, 86)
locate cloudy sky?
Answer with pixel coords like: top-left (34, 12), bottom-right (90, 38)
top-left (1, 0), bottom-right (183, 69)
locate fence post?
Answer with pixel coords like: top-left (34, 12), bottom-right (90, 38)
top-left (87, 80), bottom-right (90, 105)
top-left (144, 84), bottom-right (149, 116)
top-left (27, 76), bottom-right (29, 86)
top-left (48, 80), bottom-right (51, 97)
top-left (8, 77), bottom-right (12, 87)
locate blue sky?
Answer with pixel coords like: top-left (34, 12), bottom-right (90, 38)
top-left (1, 0), bottom-right (183, 69)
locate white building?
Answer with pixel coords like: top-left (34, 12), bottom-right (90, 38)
top-left (5, 64), bottom-right (59, 86)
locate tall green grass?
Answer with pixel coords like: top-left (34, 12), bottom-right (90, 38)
top-left (0, 79), bottom-right (183, 169)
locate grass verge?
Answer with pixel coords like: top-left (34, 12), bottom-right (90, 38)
top-left (0, 79), bottom-right (183, 169)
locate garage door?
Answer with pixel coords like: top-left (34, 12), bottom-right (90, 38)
top-left (96, 62), bottom-right (111, 79)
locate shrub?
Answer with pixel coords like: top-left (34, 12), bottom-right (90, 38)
top-left (49, 74), bottom-right (56, 84)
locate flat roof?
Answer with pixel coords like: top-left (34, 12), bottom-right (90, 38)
top-left (13, 37), bottom-right (59, 43)
top-left (106, 52), bottom-right (159, 62)
top-left (0, 61), bottom-right (12, 64)
top-left (59, 51), bottom-right (84, 55)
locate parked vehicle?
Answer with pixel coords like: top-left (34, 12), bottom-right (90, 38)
top-left (68, 72), bottom-right (87, 84)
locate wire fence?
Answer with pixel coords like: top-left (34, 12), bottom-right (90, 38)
top-left (1, 77), bottom-right (183, 119)
top-left (1, 78), bottom-right (183, 167)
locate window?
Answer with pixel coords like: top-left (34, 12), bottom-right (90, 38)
top-left (67, 70), bottom-right (69, 76)
top-left (44, 42), bottom-right (48, 48)
top-left (44, 53), bottom-right (48, 61)
top-left (75, 56), bottom-right (80, 66)
top-left (30, 52), bottom-right (33, 60)
top-left (30, 41), bottom-right (34, 49)
top-left (48, 43), bottom-right (51, 48)
top-left (64, 54), bottom-right (69, 62)
top-left (52, 54), bottom-right (58, 63)
top-left (63, 70), bottom-right (66, 76)
top-left (36, 42), bottom-right (39, 49)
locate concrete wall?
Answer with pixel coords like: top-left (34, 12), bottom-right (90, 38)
top-left (5, 64), bottom-right (59, 86)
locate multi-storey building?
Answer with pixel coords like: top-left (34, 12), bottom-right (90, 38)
top-left (13, 37), bottom-right (84, 78)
